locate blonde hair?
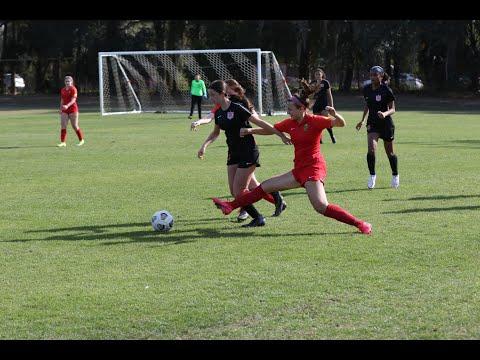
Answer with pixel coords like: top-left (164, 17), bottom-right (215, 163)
top-left (64, 76), bottom-right (74, 83)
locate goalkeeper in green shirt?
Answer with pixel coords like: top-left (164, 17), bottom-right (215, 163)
top-left (189, 74), bottom-right (207, 119)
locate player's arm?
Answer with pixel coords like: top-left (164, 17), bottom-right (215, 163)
top-left (356, 105), bottom-right (369, 130)
top-left (327, 88), bottom-right (334, 108)
top-left (198, 124), bottom-right (221, 159)
top-left (247, 114), bottom-right (292, 145)
top-left (240, 127), bottom-right (275, 136)
top-left (325, 106), bottom-right (345, 127)
top-left (191, 113), bottom-right (214, 131)
top-left (378, 101), bottom-right (395, 119)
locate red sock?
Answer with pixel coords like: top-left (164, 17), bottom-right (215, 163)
top-left (243, 188), bottom-right (275, 205)
top-left (263, 192), bottom-right (275, 204)
top-left (75, 128), bottom-right (84, 141)
top-left (60, 129), bottom-right (67, 142)
top-left (230, 185), bottom-right (268, 209)
top-left (323, 204), bottom-right (362, 227)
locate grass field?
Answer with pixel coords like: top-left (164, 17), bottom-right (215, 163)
top-left (1, 103), bottom-right (479, 339)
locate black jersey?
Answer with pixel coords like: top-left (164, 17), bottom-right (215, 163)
top-left (312, 79), bottom-right (331, 113)
top-left (214, 101), bottom-right (256, 153)
top-left (363, 83), bottom-right (395, 125)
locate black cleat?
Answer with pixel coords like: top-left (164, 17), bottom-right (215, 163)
top-left (331, 135), bottom-right (337, 144)
top-left (241, 216), bottom-right (266, 227)
top-left (272, 192), bottom-right (287, 217)
top-left (272, 201), bottom-right (287, 217)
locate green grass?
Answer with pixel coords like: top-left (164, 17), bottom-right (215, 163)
top-left (1, 106), bottom-right (479, 339)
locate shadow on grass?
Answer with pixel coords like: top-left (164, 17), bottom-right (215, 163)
top-left (0, 146), bottom-right (54, 150)
top-left (282, 187), bottom-right (390, 197)
top-left (8, 220), bottom-right (356, 245)
top-left (383, 194), bottom-right (480, 202)
top-left (396, 139), bottom-right (480, 149)
top-left (383, 205), bottom-right (480, 214)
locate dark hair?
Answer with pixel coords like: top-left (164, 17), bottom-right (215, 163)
top-left (382, 72), bottom-right (390, 84)
top-left (289, 78), bottom-right (316, 108)
top-left (315, 68), bottom-right (326, 79)
top-left (225, 79), bottom-right (254, 111)
top-left (208, 80), bottom-right (226, 94)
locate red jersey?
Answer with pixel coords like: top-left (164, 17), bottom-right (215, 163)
top-left (274, 113), bottom-right (333, 169)
top-left (211, 104), bottom-right (221, 114)
top-left (61, 86), bottom-right (78, 109)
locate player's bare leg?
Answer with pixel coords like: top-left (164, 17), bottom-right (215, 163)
top-left (233, 166), bottom-right (265, 227)
top-left (227, 165), bottom-right (248, 222)
top-left (69, 113), bottom-right (84, 146)
top-left (57, 113), bottom-right (69, 147)
top-left (367, 132), bottom-right (379, 189)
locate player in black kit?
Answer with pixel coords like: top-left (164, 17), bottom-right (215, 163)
top-left (356, 66), bottom-right (399, 189)
top-left (309, 68), bottom-right (336, 144)
top-left (197, 80), bottom-right (291, 227)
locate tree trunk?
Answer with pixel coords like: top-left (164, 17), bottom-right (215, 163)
top-left (295, 21), bottom-right (310, 79)
top-left (153, 20), bottom-right (166, 50)
top-left (340, 21), bottom-right (354, 92)
top-left (446, 37), bottom-right (457, 85)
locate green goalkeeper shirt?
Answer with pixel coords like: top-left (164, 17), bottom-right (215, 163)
top-left (190, 79), bottom-right (207, 96)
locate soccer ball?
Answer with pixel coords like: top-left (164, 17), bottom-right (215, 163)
top-left (151, 210), bottom-right (174, 232)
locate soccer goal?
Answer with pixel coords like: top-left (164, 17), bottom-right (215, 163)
top-left (98, 49), bottom-right (291, 116)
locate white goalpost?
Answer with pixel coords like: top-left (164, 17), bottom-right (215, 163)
top-left (98, 48), bottom-right (291, 116)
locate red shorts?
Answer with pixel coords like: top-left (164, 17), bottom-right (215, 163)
top-left (292, 164), bottom-right (326, 187)
top-left (61, 104), bottom-right (79, 114)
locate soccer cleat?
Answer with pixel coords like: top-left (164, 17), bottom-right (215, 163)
top-left (212, 198), bottom-right (234, 215)
top-left (56, 142), bottom-right (66, 147)
top-left (331, 135), bottom-right (337, 144)
top-left (391, 175), bottom-right (399, 189)
top-left (76, 139), bottom-right (85, 146)
top-left (241, 215), bottom-right (266, 228)
top-left (358, 221), bottom-right (372, 235)
top-left (188, 116), bottom-right (193, 120)
top-left (272, 197), bottom-right (287, 217)
top-left (368, 175), bottom-right (376, 189)
top-left (237, 209), bottom-right (249, 222)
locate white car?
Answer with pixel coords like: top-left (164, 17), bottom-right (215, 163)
top-left (399, 73), bottom-right (423, 90)
top-left (3, 73), bottom-right (26, 89)
top-left (362, 73), bottom-right (423, 90)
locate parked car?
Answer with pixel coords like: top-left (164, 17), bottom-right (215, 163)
top-left (3, 73), bottom-right (26, 93)
top-left (398, 73), bottom-right (424, 90)
top-left (362, 73), bottom-right (423, 90)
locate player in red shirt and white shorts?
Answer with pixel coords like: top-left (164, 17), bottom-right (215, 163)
top-left (212, 87), bottom-right (372, 235)
top-left (57, 75), bottom-right (84, 147)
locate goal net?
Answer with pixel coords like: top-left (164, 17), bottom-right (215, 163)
top-left (98, 49), bottom-right (291, 116)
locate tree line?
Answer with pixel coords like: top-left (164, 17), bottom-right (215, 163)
top-left (0, 20), bottom-right (479, 94)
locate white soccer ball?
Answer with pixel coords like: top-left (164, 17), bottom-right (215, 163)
top-left (151, 210), bottom-right (174, 232)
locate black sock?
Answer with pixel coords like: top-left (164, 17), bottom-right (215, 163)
top-left (271, 191), bottom-right (283, 204)
top-left (388, 154), bottom-right (398, 176)
top-left (367, 153), bottom-right (376, 175)
top-left (244, 204), bottom-right (261, 220)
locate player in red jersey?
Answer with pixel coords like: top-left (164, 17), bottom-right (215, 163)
top-left (212, 86), bottom-right (372, 235)
top-left (193, 79), bottom-right (287, 222)
top-left (57, 75), bottom-right (84, 147)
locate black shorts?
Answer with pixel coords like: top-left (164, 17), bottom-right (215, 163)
top-left (367, 121), bottom-right (395, 141)
top-left (227, 147), bottom-right (260, 168)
